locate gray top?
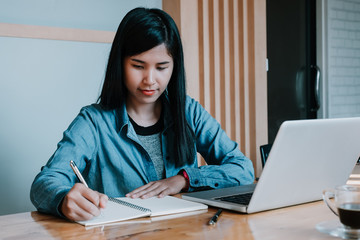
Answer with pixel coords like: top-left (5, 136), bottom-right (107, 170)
top-left (137, 133), bottom-right (164, 180)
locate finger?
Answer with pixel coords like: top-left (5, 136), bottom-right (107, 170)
top-left (81, 188), bottom-right (103, 207)
top-left (132, 184), bottom-right (162, 198)
top-left (138, 182), bottom-right (161, 194)
top-left (72, 183), bottom-right (101, 205)
top-left (98, 193), bottom-right (109, 209)
top-left (158, 187), bottom-right (173, 198)
top-left (76, 194), bottom-right (102, 217)
top-left (72, 186), bottom-right (103, 216)
top-left (61, 193), bottom-right (99, 221)
top-left (138, 184), bottom-right (168, 199)
top-left (127, 182), bottom-right (156, 195)
top-left (126, 182), bottom-right (158, 198)
top-left (67, 201), bottom-right (97, 221)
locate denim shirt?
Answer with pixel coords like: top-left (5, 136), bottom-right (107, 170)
top-left (30, 95), bottom-right (254, 217)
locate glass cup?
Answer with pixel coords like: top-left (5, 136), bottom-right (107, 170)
top-left (323, 185), bottom-right (360, 236)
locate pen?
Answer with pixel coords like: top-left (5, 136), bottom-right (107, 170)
top-left (70, 160), bottom-right (89, 188)
top-left (208, 209), bottom-right (223, 225)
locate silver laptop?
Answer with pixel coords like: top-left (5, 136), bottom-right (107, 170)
top-left (182, 117), bottom-right (360, 213)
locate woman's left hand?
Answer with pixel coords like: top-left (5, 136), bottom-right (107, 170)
top-left (126, 175), bottom-right (187, 199)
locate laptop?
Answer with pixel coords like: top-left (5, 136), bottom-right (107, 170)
top-left (182, 117), bottom-right (360, 213)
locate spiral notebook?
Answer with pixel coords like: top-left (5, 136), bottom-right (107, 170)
top-left (77, 196), bottom-right (208, 226)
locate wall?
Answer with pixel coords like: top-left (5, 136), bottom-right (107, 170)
top-left (0, 0), bottom-right (162, 215)
top-left (318, 0), bottom-right (360, 118)
top-left (327, 0), bottom-right (360, 118)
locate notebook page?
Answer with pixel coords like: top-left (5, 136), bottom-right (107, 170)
top-left (120, 196), bottom-right (208, 217)
top-left (77, 199), bottom-right (151, 226)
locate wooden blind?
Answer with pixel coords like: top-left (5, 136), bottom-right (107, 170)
top-left (163, 0), bottom-right (267, 176)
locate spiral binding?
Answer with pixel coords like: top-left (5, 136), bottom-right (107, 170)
top-left (109, 197), bottom-right (152, 213)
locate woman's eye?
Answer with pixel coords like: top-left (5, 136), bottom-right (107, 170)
top-left (157, 66), bottom-right (167, 71)
top-left (132, 65), bottom-right (144, 69)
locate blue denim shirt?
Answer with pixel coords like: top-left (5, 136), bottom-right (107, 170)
top-left (30, 95), bottom-right (254, 217)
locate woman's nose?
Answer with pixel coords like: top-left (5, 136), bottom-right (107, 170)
top-left (143, 69), bottom-right (155, 85)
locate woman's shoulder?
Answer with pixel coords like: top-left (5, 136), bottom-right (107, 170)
top-left (184, 95), bottom-right (212, 125)
top-left (80, 103), bottom-right (108, 115)
top-left (185, 95), bottom-right (200, 107)
top-left (78, 104), bottom-right (122, 122)
top-left (66, 104), bottom-right (123, 134)
top-left (185, 95), bottom-right (206, 113)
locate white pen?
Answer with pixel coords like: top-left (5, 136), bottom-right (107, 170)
top-left (70, 160), bottom-right (89, 188)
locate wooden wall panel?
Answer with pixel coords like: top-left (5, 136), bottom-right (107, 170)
top-left (164, 0), bottom-right (268, 176)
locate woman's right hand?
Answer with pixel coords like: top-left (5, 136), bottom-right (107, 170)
top-left (61, 183), bottom-right (108, 221)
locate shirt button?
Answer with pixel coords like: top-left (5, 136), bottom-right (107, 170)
top-left (215, 183), bottom-right (219, 187)
top-left (194, 179), bottom-right (199, 184)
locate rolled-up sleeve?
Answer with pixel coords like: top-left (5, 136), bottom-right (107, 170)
top-left (30, 107), bottom-right (98, 217)
top-left (183, 97), bottom-right (254, 191)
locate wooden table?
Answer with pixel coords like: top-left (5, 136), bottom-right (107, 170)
top-left (0, 200), bottom-right (341, 240)
top-left (2, 166), bottom-right (359, 239)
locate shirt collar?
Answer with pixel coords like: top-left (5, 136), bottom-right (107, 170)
top-left (116, 94), bottom-right (174, 133)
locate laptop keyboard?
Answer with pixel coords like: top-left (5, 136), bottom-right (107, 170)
top-left (215, 192), bottom-right (253, 205)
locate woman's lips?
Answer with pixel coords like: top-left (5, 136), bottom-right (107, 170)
top-left (141, 89), bottom-right (156, 96)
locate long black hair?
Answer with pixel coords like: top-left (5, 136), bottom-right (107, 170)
top-left (98, 7), bottom-right (194, 167)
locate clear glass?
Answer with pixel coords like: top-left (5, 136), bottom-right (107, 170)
top-left (320, 185), bottom-right (360, 239)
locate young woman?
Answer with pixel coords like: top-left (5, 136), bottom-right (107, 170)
top-left (30, 7), bottom-right (254, 222)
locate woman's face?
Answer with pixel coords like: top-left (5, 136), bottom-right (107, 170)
top-left (123, 43), bottom-right (174, 107)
